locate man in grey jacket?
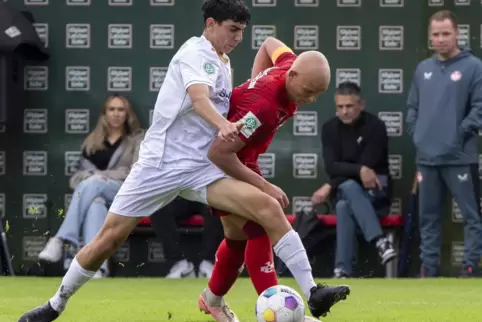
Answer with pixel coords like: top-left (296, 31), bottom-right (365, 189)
top-left (406, 10), bottom-right (482, 277)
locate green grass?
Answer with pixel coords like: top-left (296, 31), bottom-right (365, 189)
top-left (1, 277), bottom-right (481, 321)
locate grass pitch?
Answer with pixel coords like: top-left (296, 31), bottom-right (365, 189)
top-left (1, 277), bottom-right (481, 321)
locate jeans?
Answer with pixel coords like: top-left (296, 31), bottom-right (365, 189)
top-left (56, 175), bottom-right (121, 265)
top-left (334, 179), bottom-right (388, 275)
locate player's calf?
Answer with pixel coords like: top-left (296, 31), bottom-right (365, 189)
top-left (18, 212), bottom-right (140, 322)
top-left (200, 219), bottom-right (245, 322)
top-left (242, 221), bottom-right (279, 295)
top-left (205, 217), bottom-right (247, 302)
top-left (76, 214), bottom-right (136, 270)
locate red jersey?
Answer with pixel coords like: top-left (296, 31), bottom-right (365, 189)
top-left (228, 48), bottom-right (298, 175)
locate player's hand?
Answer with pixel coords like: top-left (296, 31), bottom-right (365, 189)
top-left (360, 166), bottom-right (378, 189)
top-left (262, 183), bottom-right (289, 209)
top-left (218, 120), bottom-right (245, 142)
top-left (311, 184), bottom-right (331, 205)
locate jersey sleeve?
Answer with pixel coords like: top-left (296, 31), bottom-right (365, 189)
top-left (271, 46), bottom-right (297, 67)
top-left (179, 48), bottom-right (219, 90)
top-left (230, 97), bottom-right (277, 143)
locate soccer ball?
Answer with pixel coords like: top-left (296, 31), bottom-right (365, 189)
top-left (255, 285), bottom-right (305, 322)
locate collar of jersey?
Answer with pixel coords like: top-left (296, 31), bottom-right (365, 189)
top-left (200, 35), bottom-right (229, 63)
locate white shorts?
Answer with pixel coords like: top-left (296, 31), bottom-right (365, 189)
top-left (109, 161), bottom-right (226, 217)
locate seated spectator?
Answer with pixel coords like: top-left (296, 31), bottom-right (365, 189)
top-left (150, 197), bottom-right (223, 278)
top-left (38, 94), bottom-right (144, 278)
top-left (311, 82), bottom-right (396, 278)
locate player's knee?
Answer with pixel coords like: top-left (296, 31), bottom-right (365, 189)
top-left (256, 197), bottom-right (288, 229)
top-left (223, 222), bottom-right (247, 240)
top-left (242, 221), bottom-right (267, 239)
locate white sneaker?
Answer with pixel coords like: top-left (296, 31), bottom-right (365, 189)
top-left (92, 270), bottom-right (104, 279)
top-left (166, 260), bottom-right (196, 279)
top-left (92, 261), bottom-right (110, 279)
top-left (38, 237), bottom-right (63, 262)
top-left (304, 316), bottom-right (321, 322)
top-left (92, 268), bottom-right (109, 279)
top-left (198, 260), bottom-right (214, 278)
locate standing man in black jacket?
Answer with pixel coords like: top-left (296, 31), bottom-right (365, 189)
top-left (312, 81), bottom-right (396, 278)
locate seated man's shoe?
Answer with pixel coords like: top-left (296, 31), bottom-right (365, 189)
top-left (166, 259), bottom-right (196, 279)
top-left (198, 260), bottom-right (214, 278)
top-left (333, 267), bottom-right (350, 279)
top-left (376, 237), bottom-right (397, 265)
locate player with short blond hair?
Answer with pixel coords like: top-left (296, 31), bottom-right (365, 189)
top-left (198, 37), bottom-right (350, 322)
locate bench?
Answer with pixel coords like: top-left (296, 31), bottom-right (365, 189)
top-left (135, 213), bottom-right (403, 278)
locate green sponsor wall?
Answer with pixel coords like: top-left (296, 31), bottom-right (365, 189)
top-left (1, 0), bottom-right (481, 277)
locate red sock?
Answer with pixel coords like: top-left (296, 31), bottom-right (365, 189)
top-left (245, 233), bottom-right (279, 295)
top-left (208, 238), bottom-right (246, 296)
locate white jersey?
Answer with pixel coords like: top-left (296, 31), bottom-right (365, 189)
top-left (138, 35), bottom-right (232, 169)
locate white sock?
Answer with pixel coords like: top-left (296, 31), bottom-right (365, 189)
top-left (49, 257), bottom-right (96, 312)
top-left (273, 230), bottom-right (317, 299)
top-left (205, 287), bottom-right (224, 307)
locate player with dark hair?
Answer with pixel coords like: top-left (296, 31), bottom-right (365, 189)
top-left (198, 36), bottom-right (350, 322)
top-left (19, 1), bottom-right (250, 320)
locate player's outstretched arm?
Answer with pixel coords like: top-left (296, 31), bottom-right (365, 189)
top-left (251, 37), bottom-right (292, 78)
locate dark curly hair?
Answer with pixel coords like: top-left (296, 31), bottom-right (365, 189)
top-left (202, 0), bottom-right (251, 25)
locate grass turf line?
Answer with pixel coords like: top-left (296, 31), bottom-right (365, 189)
top-left (1, 277), bottom-right (481, 321)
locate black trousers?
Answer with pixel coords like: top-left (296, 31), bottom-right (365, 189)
top-left (149, 197), bottom-right (224, 263)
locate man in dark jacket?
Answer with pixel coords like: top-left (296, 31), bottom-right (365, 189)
top-left (312, 81), bottom-right (396, 278)
top-left (406, 10), bottom-right (482, 277)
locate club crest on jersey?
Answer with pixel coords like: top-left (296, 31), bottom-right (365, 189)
top-left (203, 61), bottom-right (215, 75)
top-left (240, 111), bottom-right (262, 138)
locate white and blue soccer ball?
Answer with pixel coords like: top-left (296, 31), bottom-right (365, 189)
top-left (255, 285), bottom-right (305, 322)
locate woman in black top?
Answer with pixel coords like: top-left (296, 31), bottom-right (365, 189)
top-left (38, 95), bottom-right (144, 278)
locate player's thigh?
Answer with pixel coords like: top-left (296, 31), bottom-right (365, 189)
top-left (206, 177), bottom-right (283, 225)
top-left (220, 215), bottom-right (248, 240)
top-left (109, 162), bottom-right (182, 217)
